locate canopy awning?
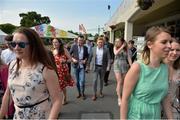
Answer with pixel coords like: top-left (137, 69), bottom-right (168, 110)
top-left (32, 24), bottom-right (77, 39)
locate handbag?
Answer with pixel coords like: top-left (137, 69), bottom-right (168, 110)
top-left (3, 90), bottom-right (14, 119)
top-left (0, 65), bottom-right (14, 119)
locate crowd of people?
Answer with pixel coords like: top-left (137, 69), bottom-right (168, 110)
top-left (0, 26), bottom-right (179, 119)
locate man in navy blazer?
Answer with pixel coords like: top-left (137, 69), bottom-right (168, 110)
top-left (70, 35), bottom-right (88, 100)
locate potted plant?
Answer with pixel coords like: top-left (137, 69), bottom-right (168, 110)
top-left (137, 0), bottom-right (154, 10)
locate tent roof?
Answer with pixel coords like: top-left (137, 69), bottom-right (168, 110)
top-left (32, 24), bottom-right (78, 39)
top-left (0, 29), bottom-right (7, 36)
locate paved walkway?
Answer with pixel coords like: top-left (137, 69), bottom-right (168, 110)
top-left (59, 69), bottom-right (120, 119)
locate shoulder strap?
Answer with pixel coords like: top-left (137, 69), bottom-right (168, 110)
top-left (41, 65), bottom-right (45, 72)
top-left (8, 60), bottom-right (17, 71)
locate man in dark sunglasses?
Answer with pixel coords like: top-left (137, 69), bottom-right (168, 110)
top-left (0, 35), bottom-right (16, 65)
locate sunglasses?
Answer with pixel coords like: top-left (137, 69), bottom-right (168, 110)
top-left (10, 42), bottom-right (29, 48)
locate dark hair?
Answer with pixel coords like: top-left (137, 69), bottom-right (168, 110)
top-left (54, 38), bottom-right (64, 55)
top-left (4, 35), bottom-right (13, 42)
top-left (13, 27), bottom-right (56, 72)
top-left (104, 36), bottom-right (109, 42)
top-left (128, 40), bottom-right (134, 45)
top-left (171, 38), bottom-right (180, 70)
top-left (78, 35), bottom-right (84, 39)
top-left (142, 26), bottom-right (171, 64)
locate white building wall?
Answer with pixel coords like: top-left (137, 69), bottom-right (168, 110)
top-left (124, 21), bottom-right (133, 41)
top-left (109, 29), bottom-right (114, 43)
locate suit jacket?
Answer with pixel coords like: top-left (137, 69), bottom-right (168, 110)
top-left (88, 47), bottom-right (111, 72)
top-left (104, 42), bottom-right (114, 60)
top-left (70, 44), bottom-right (89, 68)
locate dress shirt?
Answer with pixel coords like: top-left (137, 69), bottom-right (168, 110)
top-left (96, 47), bottom-right (103, 65)
top-left (78, 46), bottom-right (84, 68)
top-left (1, 48), bottom-right (16, 65)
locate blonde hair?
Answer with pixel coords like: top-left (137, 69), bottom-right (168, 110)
top-left (171, 37), bottom-right (180, 70)
top-left (114, 37), bottom-right (127, 51)
top-left (97, 36), bottom-right (104, 42)
top-left (141, 26), bottom-right (171, 64)
top-left (114, 38), bottom-right (120, 48)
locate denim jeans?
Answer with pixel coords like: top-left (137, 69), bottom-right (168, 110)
top-left (73, 67), bottom-right (85, 94)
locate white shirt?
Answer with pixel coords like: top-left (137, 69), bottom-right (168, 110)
top-left (78, 46), bottom-right (84, 68)
top-left (78, 46), bottom-right (84, 60)
top-left (1, 48), bottom-right (16, 65)
top-left (85, 43), bottom-right (92, 54)
top-left (96, 47), bottom-right (103, 65)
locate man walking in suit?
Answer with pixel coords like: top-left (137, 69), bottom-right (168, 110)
top-left (128, 40), bottom-right (137, 63)
top-left (103, 36), bottom-right (114, 86)
top-left (70, 35), bottom-right (88, 100)
top-left (88, 37), bottom-right (111, 101)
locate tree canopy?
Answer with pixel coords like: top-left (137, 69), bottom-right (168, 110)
top-left (19, 11), bottom-right (51, 27)
top-left (0, 23), bottom-right (17, 34)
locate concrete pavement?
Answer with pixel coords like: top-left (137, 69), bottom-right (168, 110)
top-left (59, 69), bottom-right (120, 119)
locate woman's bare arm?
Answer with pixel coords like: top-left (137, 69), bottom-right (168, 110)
top-left (43, 67), bottom-right (62, 119)
top-left (121, 62), bottom-right (140, 119)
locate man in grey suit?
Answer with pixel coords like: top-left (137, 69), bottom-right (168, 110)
top-left (88, 37), bottom-right (111, 101)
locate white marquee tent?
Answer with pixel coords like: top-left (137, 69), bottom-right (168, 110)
top-left (0, 29), bottom-right (7, 44)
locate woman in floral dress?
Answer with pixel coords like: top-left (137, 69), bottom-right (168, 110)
top-left (52, 38), bottom-right (75, 105)
top-left (0, 28), bottom-right (62, 119)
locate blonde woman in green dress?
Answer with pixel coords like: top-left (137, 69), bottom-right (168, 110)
top-left (121, 26), bottom-right (173, 119)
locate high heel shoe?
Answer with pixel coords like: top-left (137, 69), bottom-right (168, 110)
top-left (62, 96), bottom-right (68, 105)
top-left (62, 100), bottom-right (68, 105)
top-left (118, 98), bottom-right (121, 106)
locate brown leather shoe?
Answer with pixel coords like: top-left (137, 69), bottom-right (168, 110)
top-left (62, 101), bottom-right (68, 105)
top-left (76, 94), bottom-right (81, 98)
top-left (82, 94), bottom-right (86, 100)
top-left (92, 96), bottom-right (97, 101)
top-left (104, 83), bottom-right (108, 86)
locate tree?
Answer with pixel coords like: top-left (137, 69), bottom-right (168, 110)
top-left (19, 11), bottom-right (51, 27)
top-left (0, 23), bottom-right (17, 34)
top-left (86, 33), bottom-right (93, 37)
top-left (67, 30), bottom-right (79, 35)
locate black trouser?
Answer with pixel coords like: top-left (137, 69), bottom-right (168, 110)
top-left (104, 71), bottom-right (110, 84)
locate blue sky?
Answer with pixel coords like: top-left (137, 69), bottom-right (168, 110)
top-left (0, 0), bottom-right (122, 34)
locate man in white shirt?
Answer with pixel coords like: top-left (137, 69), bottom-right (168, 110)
top-left (1, 35), bottom-right (16, 65)
top-left (88, 37), bottom-right (111, 101)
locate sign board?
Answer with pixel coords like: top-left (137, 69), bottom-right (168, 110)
top-left (133, 36), bottom-right (145, 60)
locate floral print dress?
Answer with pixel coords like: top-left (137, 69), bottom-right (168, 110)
top-left (8, 61), bottom-right (51, 119)
top-left (54, 54), bottom-right (74, 90)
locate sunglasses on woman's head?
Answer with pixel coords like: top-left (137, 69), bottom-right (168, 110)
top-left (10, 41), bottom-right (29, 48)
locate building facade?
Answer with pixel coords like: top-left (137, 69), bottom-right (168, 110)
top-left (106, 0), bottom-right (180, 43)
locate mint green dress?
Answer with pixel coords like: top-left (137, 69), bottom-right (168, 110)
top-left (128, 61), bottom-right (169, 119)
